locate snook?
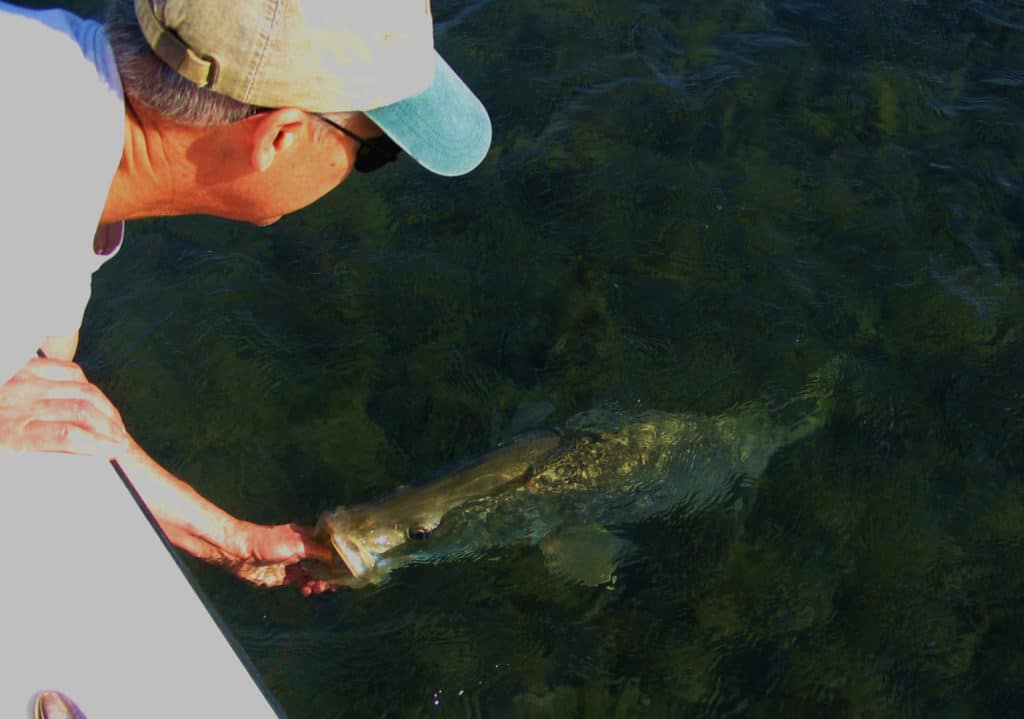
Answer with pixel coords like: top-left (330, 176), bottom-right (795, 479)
top-left (315, 400), bottom-right (826, 587)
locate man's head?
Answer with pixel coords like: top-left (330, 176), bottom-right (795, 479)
top-left (105, 0), bottom-right (491, 223)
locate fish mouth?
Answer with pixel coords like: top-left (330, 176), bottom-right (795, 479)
top-left (317, 508), bottom-right (381, 581)
top-left (327, 532), bottom-right (377, 580)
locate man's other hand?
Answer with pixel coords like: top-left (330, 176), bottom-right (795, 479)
top-left (0, 356), bottom-right (128, 457)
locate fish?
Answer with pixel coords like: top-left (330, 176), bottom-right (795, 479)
top-left (315, 386), bottom-right (831, 588)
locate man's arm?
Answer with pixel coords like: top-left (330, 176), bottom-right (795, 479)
top-left (116, 438), bottom-right (334, 590)
top-left (2, 337), bottom-right (334, 594)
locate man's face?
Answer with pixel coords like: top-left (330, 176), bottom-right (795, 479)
top-left (207, 112), bottom-right (387, 226)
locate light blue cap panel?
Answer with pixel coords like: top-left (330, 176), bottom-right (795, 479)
top-left (367, 52), bottom-right (492, 177)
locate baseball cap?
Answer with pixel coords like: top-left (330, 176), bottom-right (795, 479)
top-left (133, 0), bottom-right (492, 176)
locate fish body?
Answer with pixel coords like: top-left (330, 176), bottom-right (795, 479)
top-left (316, 400), bottom-right (825, 587)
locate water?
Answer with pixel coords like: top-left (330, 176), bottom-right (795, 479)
top-left (31, 0), bottom-right (1024, 716)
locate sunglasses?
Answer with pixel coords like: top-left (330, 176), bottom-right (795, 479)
top-left (247, 108), bottom-right (402, 174)
top-left (318, 115), bottom-right (403, 173)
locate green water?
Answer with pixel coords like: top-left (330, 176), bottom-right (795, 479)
top-left (31, 0), bottom-right (1024, 716)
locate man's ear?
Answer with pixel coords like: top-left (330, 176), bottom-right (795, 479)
top-left (249, 108), bottom-right (311, 173)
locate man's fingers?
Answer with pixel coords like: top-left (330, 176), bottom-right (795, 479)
top-left (305, 539), bottom-right (337, 564)
top-left (31, 397), bottom-right (127, 443)
top-left (2, 358), bottom-right (128, 450)
top-left (17, 380), bottom-right (116, 407)
top-left (21, 357), bottom-right (89, 383)
top-left (18, 371), bottom-right (125, 427)
top-left (284, 564), bottom-right (335, 596)
top-left (288, 524), bottom-right (336, 564)
top-left (299, 579), bottom-right (334, 596)
top-left (253, 524), bottom-right (335, 565)
top-left (20, 420), bottom-right (128, 456)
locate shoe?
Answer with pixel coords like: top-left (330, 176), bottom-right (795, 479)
top-left (33, 690), bottom-right (87, 719)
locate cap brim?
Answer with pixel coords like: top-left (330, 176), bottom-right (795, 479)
top-left (364, 52), bottom-right (491, 177)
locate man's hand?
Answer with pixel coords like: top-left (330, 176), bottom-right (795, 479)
top-left (222, 522), bottom-right (337, 596)
top-left (0, 356), bottom-right (128, 456)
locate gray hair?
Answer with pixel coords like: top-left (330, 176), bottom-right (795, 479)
top-left (105, 0), bottom-right (257, 126)
top-left (105, 0), bottom-right (356, 144)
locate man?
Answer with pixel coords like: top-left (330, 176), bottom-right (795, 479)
top-left (0, 0), bottom-right (491, 594)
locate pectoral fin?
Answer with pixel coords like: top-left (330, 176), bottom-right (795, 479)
top-left (539, 526), bottom-right (630, 587)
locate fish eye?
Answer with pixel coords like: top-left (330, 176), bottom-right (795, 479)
top-left (408, 525), bottom-right (431, 541)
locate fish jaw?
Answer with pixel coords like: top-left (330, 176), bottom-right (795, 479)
top-left (315, 508), bottom-right (381, 583)
top-left (328, 528), bottom-right (374, 579)
top-left (315, 507), bottom-right (410, 586)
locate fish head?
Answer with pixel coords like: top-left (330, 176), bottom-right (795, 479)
top-left (315, 501), bottom-right (446, 585)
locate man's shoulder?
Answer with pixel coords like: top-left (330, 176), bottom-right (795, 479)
top-left (0, 1), bottom-right (123, 183)
top-left (0, 2), bottom-right (82, 25)
top-left (0, 5), bottom-right (126, 369)
top-left (0, 3), bottom-right (118, 93)
top-left (0, 2), bottom-right (91, 56)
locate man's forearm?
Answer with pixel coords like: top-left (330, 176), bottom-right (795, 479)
top-left (19, 343), bottom-right (333, 591)
top-left (115, 438), bottom-right (248, 567)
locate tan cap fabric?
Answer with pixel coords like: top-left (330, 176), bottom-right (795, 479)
top-left (133, 0), bottom-right (493, 175)
top-left (133, 0), bottom-right (435, 112)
